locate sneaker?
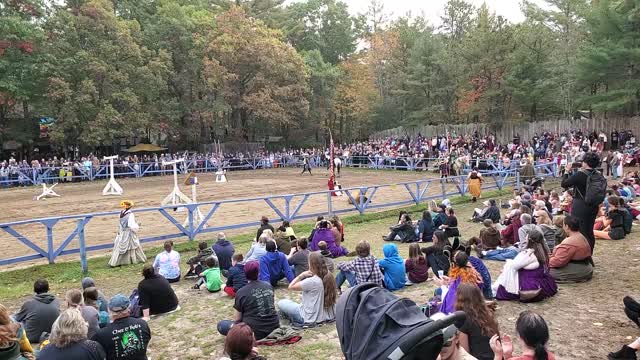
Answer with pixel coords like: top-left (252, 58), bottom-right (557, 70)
top-left (608, 345), bottom-right (638, 360)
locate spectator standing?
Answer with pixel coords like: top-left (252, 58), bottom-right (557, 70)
top-left (14, 279), bottom-right (61, 344)
top-left (561, 152), bottom-right (604, 252)
top-left (92, 294), bottom-right (152, 360)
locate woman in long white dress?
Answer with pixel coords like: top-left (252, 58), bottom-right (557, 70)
top-left (109, 200), bottom-right (147, 267)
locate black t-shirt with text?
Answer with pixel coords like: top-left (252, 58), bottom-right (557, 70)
top-left (92, 316), bottom-right (151, 360)
top-left (234, 280), bottom-right (280, 340)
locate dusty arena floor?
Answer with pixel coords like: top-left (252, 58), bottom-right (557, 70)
top-left (0, 169), bottom-right (637, 359)
top-left (0, 168), bottom-right (469, 264)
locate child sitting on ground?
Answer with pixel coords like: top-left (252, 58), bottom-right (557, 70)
top-left (317, 241), bottom-right (335, 272)
top-left (195, 256), bottom-right (223, 293)
top-left (379, 243), bottom-right (406, 291)
top-left (185, 241), bottom-right (214, 279)
top-left (405, 243), bottom-right (428, 285)
top-left (224, 254), bottom-right (247, 298)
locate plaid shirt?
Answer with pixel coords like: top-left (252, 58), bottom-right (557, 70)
top-left (338, 255), bottom-right (384, 286)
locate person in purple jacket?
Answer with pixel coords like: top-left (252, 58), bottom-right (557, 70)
top-left (259, 241), bottom-right (295, 287)
top-left (309, 220), bottom-right (348, 258)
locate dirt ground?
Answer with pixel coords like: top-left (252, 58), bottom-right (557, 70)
top-left (0, 168), bottom-right (492, 265)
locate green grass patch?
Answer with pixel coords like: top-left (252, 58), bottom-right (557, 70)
top-left (0, 188), bottom-right (511, 301)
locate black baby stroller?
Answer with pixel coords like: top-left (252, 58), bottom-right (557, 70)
top-left (336, 283), bottom-right (465, 360)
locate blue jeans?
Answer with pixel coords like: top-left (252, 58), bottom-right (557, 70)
top-left (217, 320), bottom-right (234, 336)
top-left (483, 247), bottom-right (518, 261)
top-left (277, 299), bottom-right (304, 326)
top-left (336, 270), bottom-right (357, 289)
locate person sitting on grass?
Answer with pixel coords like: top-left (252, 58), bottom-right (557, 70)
top-left (278, 252), bottom-right (337, 328)
top-left (217, 261), bottom-right (280, 340)
top-left (225, 254), bottom-right (248, 298)
top-left (244, 234), bottom-right (268, 263)
top-left (437, 251), bottom-right (484, 314)
top-left (138, 264), bottom-right (179, 320)
top-left (463, 243), bottom-right (493, 300)
top-left (37, 309), bottom-right (106, 360)
top-left (185, 241), bottom-right (214, 279)
top-left (14, 279), bottom-right (60, 344)
top-left (92, 294), bottom-right (151, 360)
top-left (220, 323), bottom-right (267, 360)
top-left (195, 256), bottom-right (224, 293)
top-left (0, 304), bottom-right (34, 360)
top-left (440, 208), bottom-right (461, 241)
top-left (65, 289), bottom-right (99, 339)
top-left (490, 311), bottom-right (556, 360)
top-left (277, 220), bottom-right (297, 241)
top-left (288, 238), bottom-right (310, 276)
top-left (493, 231), bottom-right (557, 303)
top-left (256, 216), bottom-right (274, 241)
top-left (82, 287), bottom-right (109, 329)
top-left (317, 241), bottom-right (335, 272)
top-left (455, 283), bottom-right (500, 360)
top-left (80, 278), bottom-right (108, 319)
top-left (433, 205), bottom-right (449, 229)
top-left (259, 240), bottom-right (295, 287)
top-left (418, 211), bottom-right (436, 243)
top-left (153, 240), bottom-right (181, 283)
top-left (335, 240), bottom-right (384, 292)
top-left (422, 230), bottom-right (451, 279)
top-left (378, 243), bottom-right (406, 291)
top-left (500, 210), bottom-right (523, 247)
top-left (213, 232), bottom-right (235, 274)
top-left (274, 229), bottom-right (292, 256)
top-left (476, 220), bottom-right (501, 251)
top-left (437, 324), bottom-right (478, 360)
top-left (405, 243), bottom-right (429, 285)
top-left (594, 195), bottom-right (627, 241)
top-left (309, 220), bottom-right (349, 257)
top-left (549, 215), bottom-right (593, 283)
top-left (473, 200), bottom-right (501, 224)
top-left (383, 213), bottom-right (417, 242)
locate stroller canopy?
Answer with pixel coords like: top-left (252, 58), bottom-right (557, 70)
top-left (336, 283), bottom-right (465, 360)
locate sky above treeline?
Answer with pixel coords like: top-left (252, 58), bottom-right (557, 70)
top-left (285, 0), bottom-right (546, 26)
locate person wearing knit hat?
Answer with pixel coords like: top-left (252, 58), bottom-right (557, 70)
top-left (108, 200), bottom-right (146, 267)
top-left (217, 261), bottom-right (280, 340)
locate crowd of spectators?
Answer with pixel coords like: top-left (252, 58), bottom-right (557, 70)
top-left (2, 137), bottom-right (640, 358)
top-left (1, 128), bottom-right (639, 186)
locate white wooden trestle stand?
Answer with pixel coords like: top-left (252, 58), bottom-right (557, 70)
top-left (102, 155), bottom-right (123, 196)
top-left (215, 169), bottom-right (227, 183)
top-left (35, 183), bottom-right (60, 201)
top-left (182, 174), bottom-right (206, 228)
top-left (161, 159), bottom-right (192, 209)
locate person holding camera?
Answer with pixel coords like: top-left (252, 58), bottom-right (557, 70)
top-left (560, 152), bottom-right (604, 253)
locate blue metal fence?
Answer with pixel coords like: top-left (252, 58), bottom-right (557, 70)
top-left (0, 164), bottom-right (557, 271)
top-left (0, 155), bottom-right (555, 187)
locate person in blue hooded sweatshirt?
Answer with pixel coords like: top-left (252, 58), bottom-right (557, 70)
top-left (259, 240), bottom-right (295, 287)
top-left (378, 243), bottom-right (406, 291)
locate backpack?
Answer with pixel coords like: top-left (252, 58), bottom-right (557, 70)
top-left (96, 299), bottom-right (110, 327)
top-left (577, 169), bottom-right (607, 206)
top-left (129, 289), bottom-right (143, 318)
top-left (621, 207), bottom-right (633, 235)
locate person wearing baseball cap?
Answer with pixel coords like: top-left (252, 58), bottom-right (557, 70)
top-left (91, 294), bottom-right (152, 360)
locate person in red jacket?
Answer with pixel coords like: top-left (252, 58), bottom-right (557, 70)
top-left (501, 210), bottom-right (522, 246)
